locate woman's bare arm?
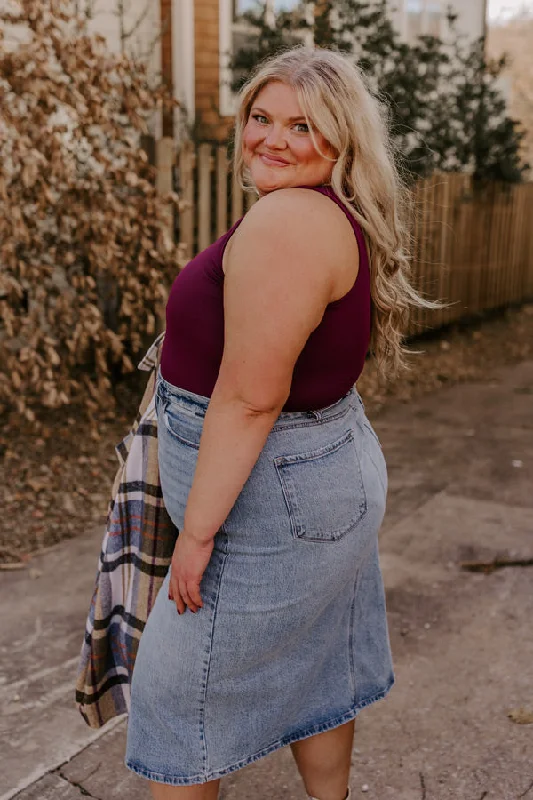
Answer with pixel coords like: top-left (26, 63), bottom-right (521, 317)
top-left (169, 189), bottom-right (357, 613)
top-left (182, 188), bottom-right (352, 543)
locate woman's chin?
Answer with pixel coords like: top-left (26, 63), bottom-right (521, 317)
top-left (252, 174), bottom-right (290, 195)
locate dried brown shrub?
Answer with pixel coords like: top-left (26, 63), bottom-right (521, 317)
top-left (0, 0), bottom-right (185, 422)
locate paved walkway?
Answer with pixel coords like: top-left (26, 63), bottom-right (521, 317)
top-left (1, 361), bottom-right (532, 800)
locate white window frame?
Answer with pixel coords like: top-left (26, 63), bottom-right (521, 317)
top-left (174, 0), bottom-right (195, 126)
top-left (219, 0), bottom-right (237, 117)
top-left (402, 0), bottom-right (444, 41)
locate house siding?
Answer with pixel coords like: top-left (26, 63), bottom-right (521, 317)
top-left (82, 1), bottom-right (161, 79)
top-left (60, 1), bottom-right (163, 138)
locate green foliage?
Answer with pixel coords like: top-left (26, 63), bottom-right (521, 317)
top-left (230, 0), bottom-right (527, 182)
top-left (231, 5), bottom-right (304, 91)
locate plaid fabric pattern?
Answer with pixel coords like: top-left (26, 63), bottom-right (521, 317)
top-left (75, 333), bottom-right (178, 729)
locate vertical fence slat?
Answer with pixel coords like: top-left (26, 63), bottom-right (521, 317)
top-left (521, 185), bottom-right (533, 299)
top-left (509, 186), bottom-right (520, 303)
top-left (197, 143), bottom-right (212, 253)
top-left (512, 185), bottom-right (525, 303)
top-left (231, 173), bottom-right (244, 224)
top-left (528, 184), bottom-right (533, 298)
top-left (178, 141), bottom-right (195, 262)
top-left (216, 146), bottom-right (228, 238)
top-left (245, 191), bottom-right (258, 212)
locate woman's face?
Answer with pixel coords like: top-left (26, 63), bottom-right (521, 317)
top-left (242, 81), bottom-right (337, 196)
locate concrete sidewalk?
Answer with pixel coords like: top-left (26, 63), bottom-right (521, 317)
top-left (1, 361), bottom-right (532, 800)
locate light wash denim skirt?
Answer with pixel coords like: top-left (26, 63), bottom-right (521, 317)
top-left (125, 372), bottom-right (394, 786)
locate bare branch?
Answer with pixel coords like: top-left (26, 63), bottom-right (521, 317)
top-left (123, 1), bottom-right (152, 43)
top-left (139, 11), bottom-right (170, 63)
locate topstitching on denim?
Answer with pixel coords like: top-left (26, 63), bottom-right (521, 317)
top-left (161, 399), bottom-right (202, 450)
top-left (348, 568), bottom-right (360, 704)
top-left (274, 427), bottom-right (368, 542)
top-left (157, 377), bottom-right (208, 420)
top-left (199, 537), bottom-right (229, 776)
top-left (125, 682), bottom-right (394, 787)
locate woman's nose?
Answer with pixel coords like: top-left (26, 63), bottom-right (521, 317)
top-left (264, 124), bottom-right (287, 149)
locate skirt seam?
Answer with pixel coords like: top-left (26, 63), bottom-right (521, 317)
top-left (200, 543), bottom-right (229, 777)
top-left (364, 447), bottom-right (387, 497)
top-left (125, 681), bottom-right (394, 787)
top-left (348, 570), bottom-right (359, 705)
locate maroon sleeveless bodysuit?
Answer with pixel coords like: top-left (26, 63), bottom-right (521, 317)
top-left (159, 185), bottom-right (371, 411)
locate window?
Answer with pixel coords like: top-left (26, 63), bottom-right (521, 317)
top-left (234, 0), bottom-right (301, 15)
top-left (404, 0), bottom-right (443, 42)
top-left (406, 0), bottom-right (423, 40)
top-left (426, 1), bottom-right (442, 37)
top-left (232, 0), bottom-right (303, 32)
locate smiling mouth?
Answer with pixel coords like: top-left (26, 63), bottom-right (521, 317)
top-left (258, 153), bottom-right (292, 167)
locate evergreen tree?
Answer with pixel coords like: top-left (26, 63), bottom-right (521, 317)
top-left (229, 0), bottom-right (526, 182)
top-left (231, 5), bottom-right (304, 90)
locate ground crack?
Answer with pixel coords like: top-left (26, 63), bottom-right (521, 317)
top-left (518, 778), bottom-right (533, 798)
top-left (58, 767), bottom-right (104, 800)
top-left (419, 772), bottom-right (427, 800)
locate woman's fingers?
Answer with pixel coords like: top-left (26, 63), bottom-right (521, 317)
top-left (169, 533), bottom-right (213, 614)
top-left (170, 573), bottom-right (203, 614)
top-left (170, 572), bottom-right (185, 614)
top-left (188, 581), bottom-right (203, 610)
top-left (175, 589), bottom-right (186, 615)
top-left (179, 579), bottom-right (201, 613)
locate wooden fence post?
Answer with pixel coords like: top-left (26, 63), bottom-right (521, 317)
top-left (155, 136), bottom-right (174, 333)
top-left (198, 143), bottom-right (212, 252)
top-left (178, 140), bottom-right (195, 261)
top-left (155, 137), bottom-right (174, 249)
top-left (216, 146), bottom-right (228, 238)
top-left (231, 172), bottom-right (244, 224)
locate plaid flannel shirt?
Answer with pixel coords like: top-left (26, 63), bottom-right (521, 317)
top-left (76, 333), bottom-right (178, 728)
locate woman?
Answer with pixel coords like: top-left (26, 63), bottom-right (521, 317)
top-left (126, 46), bottom-right (425, 800)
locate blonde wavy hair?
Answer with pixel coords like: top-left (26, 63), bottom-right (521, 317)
top-left (233, 45), bottom-right (434, 377)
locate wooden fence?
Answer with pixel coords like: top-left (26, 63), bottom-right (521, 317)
top-left (168, 141), bottom-right (533, 337)
top-left (406, 172), bottom-right (533, 336)
top-left (176, 141), bottom-right (259, 260)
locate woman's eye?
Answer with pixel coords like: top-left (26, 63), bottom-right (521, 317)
top-left (250, 115), bottom-right (308, 133)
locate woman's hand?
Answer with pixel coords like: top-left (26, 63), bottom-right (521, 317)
top-left (168, 531), bottom-right (214, 614)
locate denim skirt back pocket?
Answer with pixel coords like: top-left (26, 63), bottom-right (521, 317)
top-left (274, 428), bottom-right (367, 542)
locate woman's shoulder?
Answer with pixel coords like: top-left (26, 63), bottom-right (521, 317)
top-left (223, 189), bottom-right (329, 270)
top-left (252, 185), bottom-right (336, 212)
top-left (224, 188), bottom-right (339, 270)
top-left (237, 186), bottom-right (349, 242)
top-left (224, 187), bottom-right (359, 290)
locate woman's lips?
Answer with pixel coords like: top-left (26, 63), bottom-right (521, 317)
top-left (258, 153), bottom-right (292, 167)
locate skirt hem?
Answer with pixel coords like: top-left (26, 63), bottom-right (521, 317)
top-left (124, 676), bottom-right (394, 786)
